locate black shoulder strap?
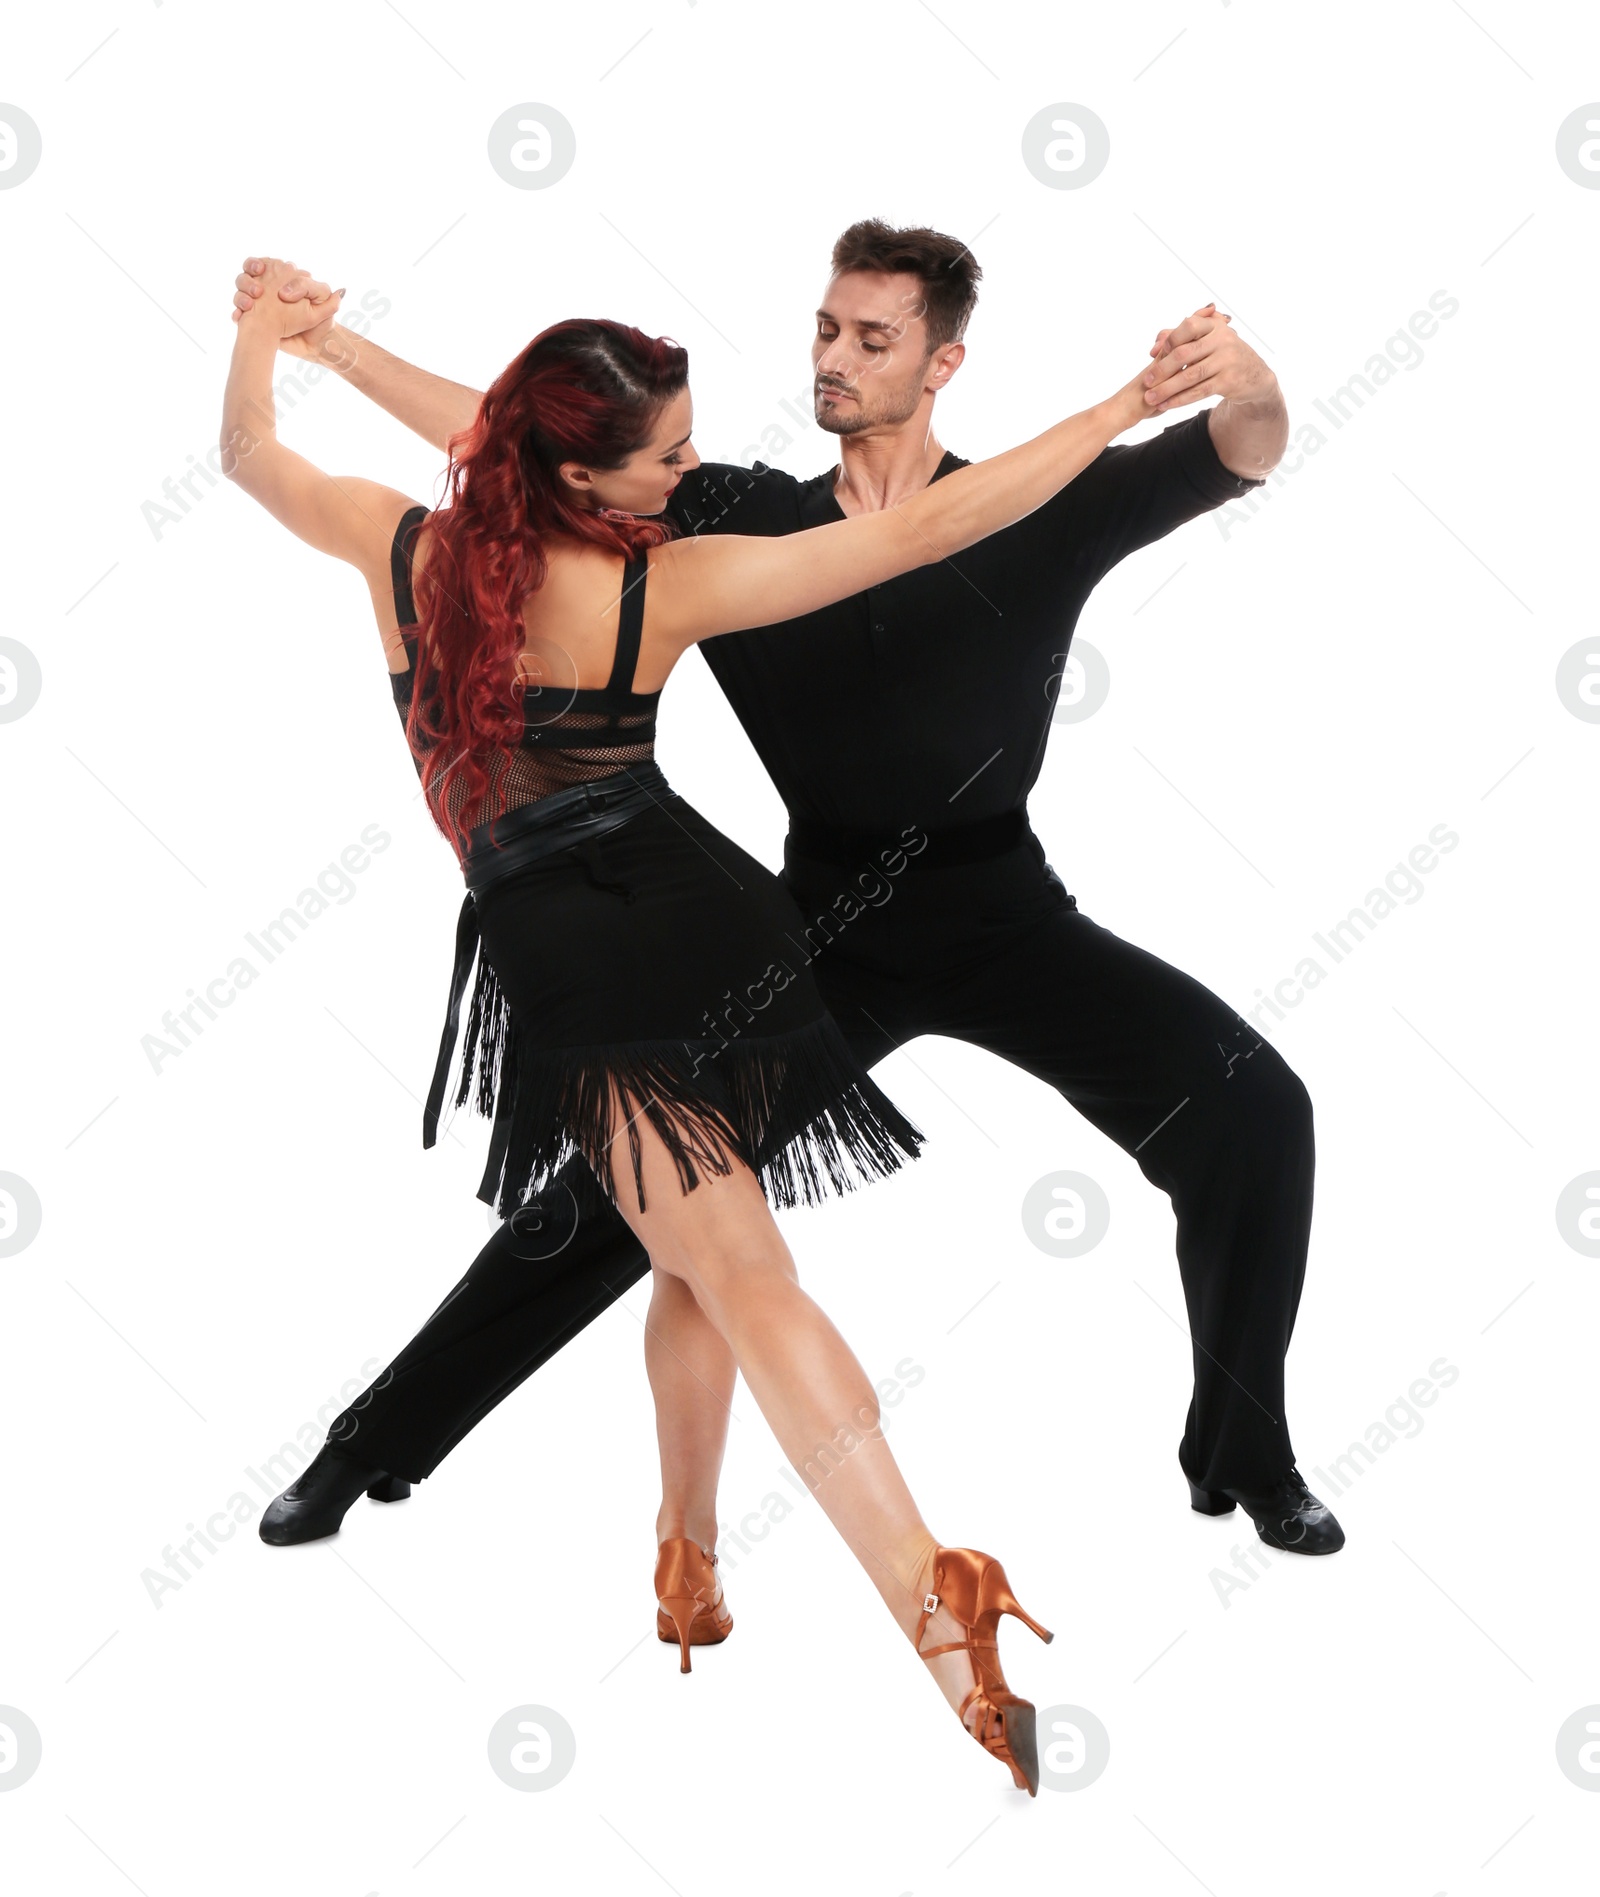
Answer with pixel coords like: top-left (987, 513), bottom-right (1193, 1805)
top-left (390, 504), bottom-right (430, 628)
top-left (605, 553), bottom-right (647, 695)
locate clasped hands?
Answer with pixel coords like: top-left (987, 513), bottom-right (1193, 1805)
top-left (228, 253), bottom-right (1275, 415)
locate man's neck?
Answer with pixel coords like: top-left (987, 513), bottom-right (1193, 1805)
top-left (830, 423), bottom-right (950, 517)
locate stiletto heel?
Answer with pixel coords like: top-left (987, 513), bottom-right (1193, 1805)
top-left (915, 1546), bottom-right (1053, 1796)
top-left (1187, 1477), bottom-right (1235, 1516)
top-left (993, 1582), bottom-right (1055, 1646)
top-left (657, 1597), bottom-right (699, 1674)
top-left (366, 1475), bottom-right (411, 1503)
top-left (653, 1538), bottom-right (733, 1674)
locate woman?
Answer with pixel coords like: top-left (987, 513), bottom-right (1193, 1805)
top-left (222, 255), bottom-right (1154, 1793)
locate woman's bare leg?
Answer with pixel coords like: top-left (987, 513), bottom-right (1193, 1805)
top-left (645, 1265), bottom-right (734, 1551)
top-left (602, 1112), bottom-right (990, 1724)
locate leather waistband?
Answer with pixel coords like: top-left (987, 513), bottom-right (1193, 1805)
top-left (785, 807), bottom-right (1028, 872)
top-left (462, 762), bottom-right (674, 894)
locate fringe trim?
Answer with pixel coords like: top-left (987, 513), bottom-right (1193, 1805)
top-left (447, 950), bottom-right (924, 1221)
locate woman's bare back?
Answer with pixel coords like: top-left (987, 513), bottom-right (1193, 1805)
top-left (378, 518), bottom-right (671, 695)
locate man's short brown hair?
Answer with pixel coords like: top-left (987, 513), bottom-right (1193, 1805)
top-left (828, 218), bottom-right (982, 356)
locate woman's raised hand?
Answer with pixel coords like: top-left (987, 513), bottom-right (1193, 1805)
top-left (231, 255), bottom-right (346, 357)
top-left (1139, 303), bottom-right (1259, 416)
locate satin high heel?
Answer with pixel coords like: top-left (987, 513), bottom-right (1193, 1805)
top-left (654, 1537), bottom-right (733, 1673)
top-left (915, 1546), bottom-right (1054, 1795)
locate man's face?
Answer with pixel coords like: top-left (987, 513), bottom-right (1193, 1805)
top-left (811, 270), bottom-right (947, 434)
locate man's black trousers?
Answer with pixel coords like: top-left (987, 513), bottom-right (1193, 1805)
top-left (329, 828), bottom-right (1315, 1494)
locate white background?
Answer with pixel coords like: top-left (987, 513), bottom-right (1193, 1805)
top-left (2, 3), bottom-right (1596, 1892)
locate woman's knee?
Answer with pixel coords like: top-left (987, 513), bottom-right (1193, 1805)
top-left (648, 1207), bottom-right (795, 1312)
top-left (647, 1260), bottom-right (700, 1306)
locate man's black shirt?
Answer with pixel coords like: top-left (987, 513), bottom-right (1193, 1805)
top-left (663, 409), bottom-right (1265, 834)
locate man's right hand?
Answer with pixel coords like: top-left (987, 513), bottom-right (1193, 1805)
top-left (232, 256), bottom-right (346, 360)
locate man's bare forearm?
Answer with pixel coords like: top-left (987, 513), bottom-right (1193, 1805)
top-left (312, 324), bottom-right (484, 454)
top-left (1208, 387), bottom-right (1289, 482)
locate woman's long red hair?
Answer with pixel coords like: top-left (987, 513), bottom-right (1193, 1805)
top-left (406, 318), bottom-right (688, 862)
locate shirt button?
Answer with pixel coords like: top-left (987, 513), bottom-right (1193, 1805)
top-left (872, 622), bottom-right (885, 632)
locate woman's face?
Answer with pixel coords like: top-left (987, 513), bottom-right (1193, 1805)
top-left (564, 385), bottom-right (700, 517)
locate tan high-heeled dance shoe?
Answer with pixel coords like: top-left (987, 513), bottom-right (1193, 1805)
top-left (915, 1546), bottom-right (1054, 1795)
top-left (654, 1537), bottom-right (734, 1673)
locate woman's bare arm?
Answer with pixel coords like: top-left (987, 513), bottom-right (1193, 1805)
top-left (305, 325), bottom-right (482, 456)
top-left (220, 257), bottom-right (421, 593)
top-left (233, 257), bottom-right (483, 454)
top-left (645, 368), bottom-right (1156, 653)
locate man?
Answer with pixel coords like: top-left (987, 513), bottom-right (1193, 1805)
top-left (242, 218), bottom-right (1342, 1558)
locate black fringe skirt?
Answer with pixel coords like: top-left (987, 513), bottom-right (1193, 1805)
top-left (421, 774), bottom-right (923, 1223)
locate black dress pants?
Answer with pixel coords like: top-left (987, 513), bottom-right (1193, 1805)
top-left (329, 828), bottom-right (1315, 1494)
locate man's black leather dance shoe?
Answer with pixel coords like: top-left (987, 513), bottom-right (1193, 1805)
top-left (1185, 1459), bottom-right (1345, 1555)
top-left (258, 1441), bottom-right (411, 1546)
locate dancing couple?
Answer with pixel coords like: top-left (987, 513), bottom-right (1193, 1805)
top-left (222, 218), bottom-right (1341, 1796)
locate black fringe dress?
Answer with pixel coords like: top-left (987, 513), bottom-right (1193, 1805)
top-left (388, 506), bottom-right (923, 1224)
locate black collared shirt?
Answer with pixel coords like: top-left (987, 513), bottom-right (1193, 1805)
top-left (664, 408), bottom-right (1265, 833)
